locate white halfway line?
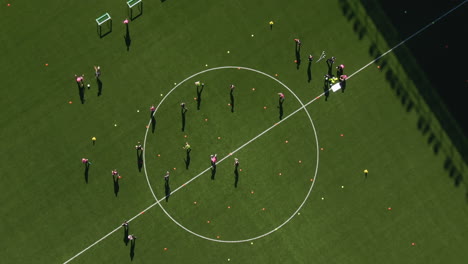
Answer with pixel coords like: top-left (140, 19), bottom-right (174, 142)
top-left (63, 2), bottom-right (467, 262)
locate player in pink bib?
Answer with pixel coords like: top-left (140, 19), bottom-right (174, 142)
top-left (75, 74), bottom-right (84, 88)
top-left (210, 154), bottom-right (217, 167)
top-left (278, 93), bottom-right (285, 103)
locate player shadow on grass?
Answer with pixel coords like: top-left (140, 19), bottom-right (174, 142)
top-left (123, 225), bottom-right (130, 245)
top-left (295, 43), bottom-right (301, 70)
top-left (323, 79), bottom-right (330, 101)
top-left (278, 99), bottom-right (284, 120)
top-left (341, 80), bottom-right (347, 93)
top-left (130, 239), bottom-right (136, 260)
top-left (211, 165), bottom-right (217, 180)
top-left (97, 78), bottom-right (103, 96)
top-left (196, 85), bottom-right (204, 110)
top-left (136, 150), bottom-right (143, 172)
top-left (326, 59), bottom-right (333, 76)
top-left (234, 165), bottom-right (239, 188)
top-left (84, 163), bottom-right (90, 183)
top-left (151, 115), bottom-right (156, 134)
top-left (124, 23), bottom-right (131, 51)
top-left (184, 149), bottom-right (191, 169)
top-left (307, 60), bottom-right (312, 82)
top-left (113, 174), bottom-right (120, 197)
top-left (181, 108), bottom-right (187, 132)
top-left (77, 84), bottom-right (85, 104)
top-left (230, 90), bottom-right (235, 112)
top-left (164, 181), bottom-right (171, 202)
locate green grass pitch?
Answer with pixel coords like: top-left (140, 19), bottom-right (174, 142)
top-left (0, 0), bottom-right (467, 263)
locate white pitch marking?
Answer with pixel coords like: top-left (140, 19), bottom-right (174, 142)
top-left (63, 2), bottom-right (467, 260)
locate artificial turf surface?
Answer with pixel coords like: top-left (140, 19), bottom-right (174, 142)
top-left (0, 0), bottom-right (467, 263)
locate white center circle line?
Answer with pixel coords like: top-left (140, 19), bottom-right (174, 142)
top-left (142, 66), bottom-right (320, 243)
